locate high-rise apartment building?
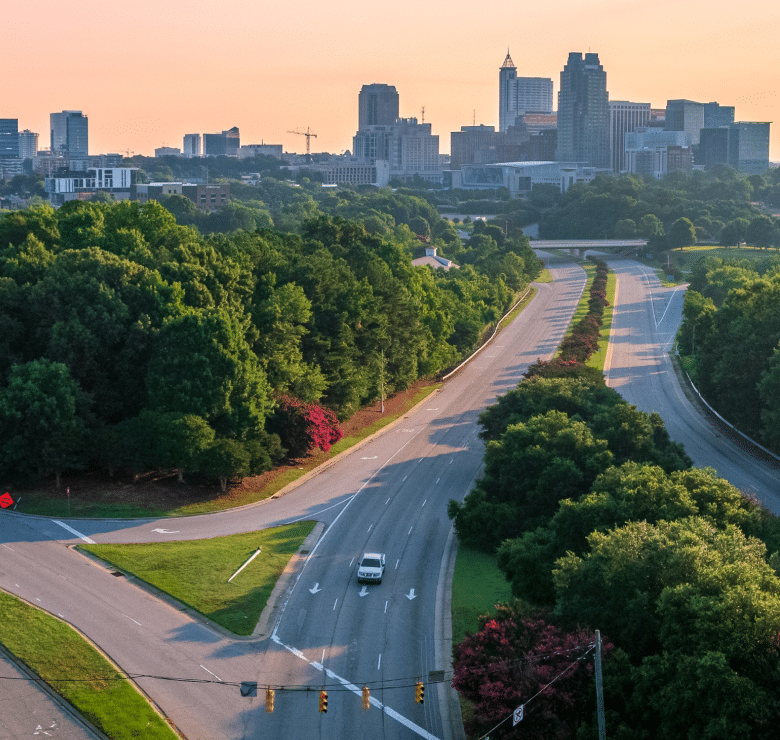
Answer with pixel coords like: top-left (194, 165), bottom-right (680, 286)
top-left (498, 52), bottom-right (553, 132)
top-left (183, 133), bottom-right (201, 157)
top-left (358, 84), bottom-right (400, 129)
top-left (0, 119), bottom-right (19, 158)
top-left (609, 101), bottom-right (651, 172)
top-left (727, 122), bottom-right (770, 174)
top-left (556, 52), bottom-right (610, 169)
top-left (704, 102), bottom-right (735, 129)
top-left (50, 110), bottom-right (88, 156)
top-left (353, 118), bottom-right (439, 181)
top-left (19, 129), bottom-right (39, 159)
top-left (202, 127), bottom-right (240, 157)
top-left (665, 100), bottom-right (704, 145)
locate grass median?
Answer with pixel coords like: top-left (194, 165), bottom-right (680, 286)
top-left (80, 521), bottom-right (316, 636)
top-left (0, 590), bottom-right (181, 740)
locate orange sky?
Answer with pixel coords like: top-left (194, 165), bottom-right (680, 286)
top-left (4, 1), bottom-right (779, 160)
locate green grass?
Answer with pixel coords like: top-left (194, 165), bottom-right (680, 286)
top-left (80, 521), bottom-right (316, 636)
top-left (535, 268), bottom-right (554, 284)
top-left (451, 545), bottom-right (512, 646)
top-left (0, 590), bottom-right (181, 740)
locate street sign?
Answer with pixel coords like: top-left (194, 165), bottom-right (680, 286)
top-left (0, 492), bottom-right (14, 509)
top-left (513, 704), bottom-right (524, 726)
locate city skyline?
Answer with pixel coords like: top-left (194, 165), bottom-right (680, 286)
top-left (3, 0), bottom-right (779, 160)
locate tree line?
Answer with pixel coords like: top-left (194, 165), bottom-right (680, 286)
top-left (0, 197), bottom-right (541, 488)
top-left (449, 364), bottom-right (780, 738)
top-left (538, 165), bottom-right (780, 249)
top-left (679, 254), bottom-right (780, 450)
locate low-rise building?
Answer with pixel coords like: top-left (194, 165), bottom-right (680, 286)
top-left (446, 160), bottom-right (596, 196)
top-left (45, 167), bottom-right (137, 204)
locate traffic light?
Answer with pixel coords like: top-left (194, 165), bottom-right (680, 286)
top-left (319, 690), bottom-right (328, 713)
top-left (362, 685), bottom-right (370, 711)
top-left (265, 687), bottom-right (275, 713)
top-left (415, 681), bottom-right (425, 704)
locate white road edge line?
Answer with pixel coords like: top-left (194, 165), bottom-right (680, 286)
top-left (52, 520), bottom-right (95, 544)
top-left (378, 653), bottom-right (381, 670)
top-left (200, 665), bottom-right (222, 682)
top-left (272, 634), bottom-right (440, 740)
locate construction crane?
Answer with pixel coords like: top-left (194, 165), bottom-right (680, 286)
top-left (287, 127), bottom-right (318, 155)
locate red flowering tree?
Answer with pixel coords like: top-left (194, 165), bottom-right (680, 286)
top-left (269, 395), bottom-right (343, 458)
top-left (452, 603), bottom-right (611, 739)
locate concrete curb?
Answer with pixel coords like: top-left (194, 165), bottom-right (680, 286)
top-left (252, 521), bottom-right (325, 639)
top-left (0, 641), bottom-right (110, 740)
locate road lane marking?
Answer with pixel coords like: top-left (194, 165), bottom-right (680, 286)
top-left (200, 665), bottom-right (222, 682)
top-left (395, 559), bottom-right (400, 569)
top-left (322, 649), bottom-right (326, 662)
top-left (124, 614), bottom-right (141, 626)
top-left (272, 424), bottom-right (427, 639)
top-left (333, 599), bottom-right (338, 610)
top-left (435, 478), bottom-right (440, 485)
top-left (52, 520), bottom-right (95, 544)
top-left (385, 600), bottom-right (388, 613)
top-left (2, 544), bottom-right (13, 551)
top-left (367, 524), bottom-right (373, 532)
top-left (422, 499), bottom-right (427, 507)
top-left (349, 557), bottom-right (355, 567)
top-left (408, 526), bottom-right (413, 535)
top-left (402, 475), bottom-right (408, 481)
top-left (378, 653), bottom-right (381, 669)
top-left (361, 456), bottom-right (378, 460)
top-left (272, 634), bottom-right (441, 740)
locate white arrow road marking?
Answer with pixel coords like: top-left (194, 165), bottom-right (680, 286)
top-left (152, 528), bottom-right (180, 534)
top-left (309, 583), bottom-right (321, 594)
top-left (359, 586), bottom-right (369, 597)
top-left (272, 634), bottom-right (441, 740)
top-left (406, 589), bottom-right (416, 600)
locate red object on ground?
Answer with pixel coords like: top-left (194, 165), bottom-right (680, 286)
top-left (0, 492), bottom-right (14, 508)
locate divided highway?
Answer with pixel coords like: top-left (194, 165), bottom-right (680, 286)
top-left (0, 262), bottom-right (587, 740)
top-left (604, 260), bottom-right (780, 516)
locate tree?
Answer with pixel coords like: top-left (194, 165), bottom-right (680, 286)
top-left (0, 359), bottom-right (87, 486)
top-left (267, 395), bottom-right (342, 459)
top-left (452, 602), bottom-right (611, 740)
top-left (197, 437), bottom-right (251, 492)
top-left (746, 215), bottom-right (777, 249)
top-left (667, 217), bottom-right (697, 250)
top-left (145, 308), bottom-right (272, 439)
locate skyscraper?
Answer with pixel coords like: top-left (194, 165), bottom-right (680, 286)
top-left (665, 100), bottom-right (704, 145)
top-left (556, 52), bottom-right (609, 169)
top-left (609, 101), bottom-right (650, 172)
top-left (50, 110), bottom-right (88, 156)
top-left (0, 119), bottom-right (19, 158)
top-left (19, 129), bottom-right (38, 159)
top-left (358, 84), bottom-right (399, 129)
top-left (498, 52), bottom-right (553, 132)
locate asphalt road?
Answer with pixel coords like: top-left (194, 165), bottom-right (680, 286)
top-left (0, 262), bottom-right (587, 740)
top-left (604, 259), bottom-right (780, 514)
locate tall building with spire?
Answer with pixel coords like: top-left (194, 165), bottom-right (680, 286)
top-left (498, 51), bottom-right (553, 132)
top-left (556, 52), bottom-right (609, 169)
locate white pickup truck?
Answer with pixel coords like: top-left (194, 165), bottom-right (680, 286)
top-left (357, 552), bottom-right (386, 584)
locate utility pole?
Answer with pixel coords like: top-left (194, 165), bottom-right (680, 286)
top-left (595, 630), bottom-right (606, 740)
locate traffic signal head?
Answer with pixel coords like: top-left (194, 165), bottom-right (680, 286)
top-left (415, 681), bottom-right (425, 704)
top-left (265, 687), bottom-right (275, 713)
top-left (362, 685), bottom-right (370, 711)
top-left (319, 690), bottom-right (328, 713)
